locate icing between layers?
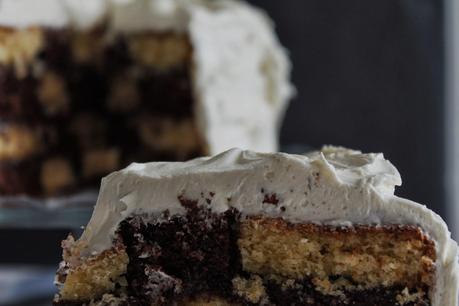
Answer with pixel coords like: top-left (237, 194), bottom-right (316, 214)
top-left (80, 147), bottom-right (458, 306)
top-left (0, 0), bottom-right (293, 153)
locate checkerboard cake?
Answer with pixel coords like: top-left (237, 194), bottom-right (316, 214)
top-left (0, 0), bottom-right (292, 196)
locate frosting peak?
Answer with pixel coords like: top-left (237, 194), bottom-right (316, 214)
top-left (315, 147), bottom-right (401, 194)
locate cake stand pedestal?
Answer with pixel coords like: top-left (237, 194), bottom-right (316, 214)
top-left (0, 191), bottom-right (97, 306)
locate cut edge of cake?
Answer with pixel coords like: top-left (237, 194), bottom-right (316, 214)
top-left (54, 147), bottom-right (459, 306)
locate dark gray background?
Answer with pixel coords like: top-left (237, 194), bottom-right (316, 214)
top-left (248, 0), bottom-right (447, 219)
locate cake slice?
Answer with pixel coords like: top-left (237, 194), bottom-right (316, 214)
top-left (0, 0), bottom-right (292, 196)
top-left (54, 148), bottom-right (459, 305)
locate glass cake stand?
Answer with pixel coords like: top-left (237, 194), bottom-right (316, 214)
top-left (0, 191), bottom-right (97, 229)
top-left (0, 191), bottom-right (98, 306)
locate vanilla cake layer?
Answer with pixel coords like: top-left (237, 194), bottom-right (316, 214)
top-left (239, 218), bottom-right (435, 291)
top-left (0, 0), bottom-right (293, 196)
top-left (53, 148), bottom-right (459, 306)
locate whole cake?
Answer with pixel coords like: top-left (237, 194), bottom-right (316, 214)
top-left (0, 0), bottom-right (292, 196)
top-left (54, 147), bottom-right (459, 306)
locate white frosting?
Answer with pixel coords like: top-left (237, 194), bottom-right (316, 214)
top-left (80, 147), bottom-right (458, 306)
top-left (0, 0), bottom-right (107, 29)
top-left (0, 0), bottom-right (69, 28)
top-left (0, 0), bottom-right (293, 153)
top-left (188, 0), bottom-right (291, 153)
top-left (109, 0), bottom-right (189, 32)
top-left (62, 0), bottom-right (109, 30)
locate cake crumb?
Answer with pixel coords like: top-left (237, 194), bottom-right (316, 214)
top-left (232, 275), bottom-right (267, 304)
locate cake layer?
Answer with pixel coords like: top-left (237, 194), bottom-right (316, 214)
top-left (0, 116), bottom-right (204, 195)
top-left (0, 123), bottom-right (46, 161)
top-left (239, 218), bottom-right (435, 290)
top-left (0, 158), bottom-right (42, 195)
top-left (54, 289), bottom-right (431, 305)
top-left (0, 156), bottom-right (79, 195)
top-left (0, 146), bottom-right (203, 196)
top-left (54, 207), bottom-right (433, 305)
top-left (0, 28), bottom-right (193, 119)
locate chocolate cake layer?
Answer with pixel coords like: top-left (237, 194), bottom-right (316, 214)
top-left (0, 145), bottom-right (203, 196)
top-left (264, 280), bottom-right (429, 306)
top-left (54, 206), bottom-right (434, 306)
top-left (0, 67), bottom-right (41, 120)
top-left (0, 159), bottom-right (42, 195)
